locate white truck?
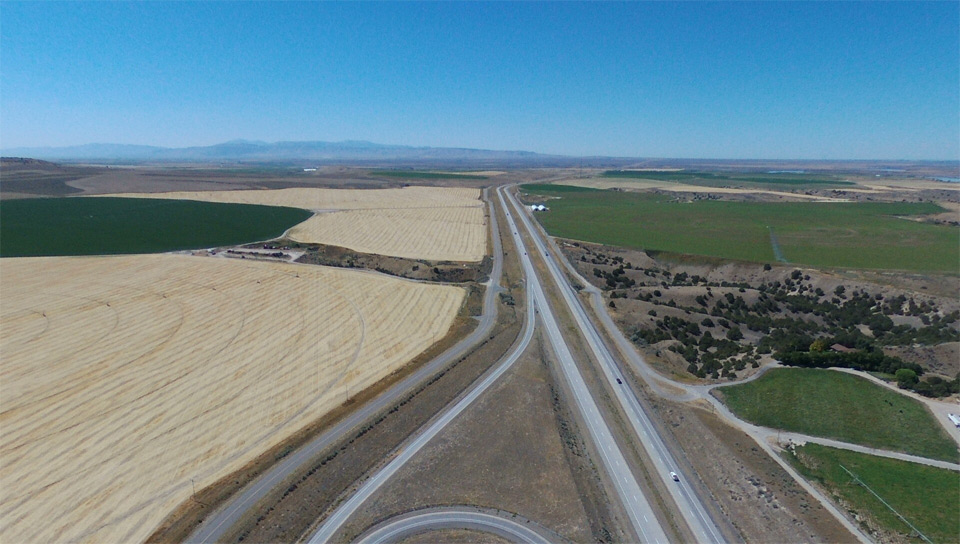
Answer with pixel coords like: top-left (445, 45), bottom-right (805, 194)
top-left (948, 413), bottom-right (960, 429)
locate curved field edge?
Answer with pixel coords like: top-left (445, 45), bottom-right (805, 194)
top-left (520, 184), bottom-right (959, 273)
top-left (0, 254), bottom-right (464, 544)
top-left (718, 368), bottom-right (958, 462)
top-left (0, 197), bottom-right (312, 257)
top-left (785, 443), bottom-right (959, 544)
top-left (93, 187), bottom-right (488, 262)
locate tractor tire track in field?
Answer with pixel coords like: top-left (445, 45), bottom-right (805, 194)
top-left (767, 226), bottom-right (788, 263)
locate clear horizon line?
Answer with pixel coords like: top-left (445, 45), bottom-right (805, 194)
top-left (1, 139), bottom-right (958, 164)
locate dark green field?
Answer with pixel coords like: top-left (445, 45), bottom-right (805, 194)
top-left (522, 184), bottom-right (958, 272)
top-left (0, 197), bottom-right (312, 257)
top-left (720, 368), bottom-right (958, 462)
top-left (370, 170), bottom-right (489, 180)
top-left (788, 443), bottom-right (959, 543)
top-left (601, 170), bottom-right (854, 186)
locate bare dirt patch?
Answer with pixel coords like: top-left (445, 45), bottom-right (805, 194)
top-left (650, 400), bottom-right (857, 543)
top-left (882, 342), bottom-right (960, 378)
top-left (0, 157), bottom-right (94, 197)
top-left (343, 333), bottom-right (610, 544)
top-left (398, 529), bottom-right (511, 544)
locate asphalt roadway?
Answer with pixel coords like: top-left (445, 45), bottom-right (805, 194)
top-left (497, 187), bottom-right (674, 543)
top-left (304, 193), bottom-right (537, 544)
top-left (354, 508), bottom-right (555, 544)
top-left (511, 184), bottom-right (883, 543)
top-left (186, 188), bottom-right (506, 543)
top-left (503, 186), bottom-right (727, 544)
top-left (307, 185), bottom-right (671, 543)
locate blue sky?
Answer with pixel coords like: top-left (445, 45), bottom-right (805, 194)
top-left (1, 2), bottom-right (957, 160)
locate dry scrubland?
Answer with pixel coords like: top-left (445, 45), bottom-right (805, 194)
top-left (0, 254), bottom-right (464, 543)
top-left (102, 186), bottom-right (486, 261)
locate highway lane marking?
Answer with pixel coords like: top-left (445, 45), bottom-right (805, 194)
top-left (506, 186), bottom-right (726, 544)
top-left (502, 188), bottom-right (668, 544)
top-left (305, 196), bottom-right (535, 544)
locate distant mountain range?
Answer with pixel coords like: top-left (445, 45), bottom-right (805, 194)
top-left (0, 140), bottom-right (561, 162)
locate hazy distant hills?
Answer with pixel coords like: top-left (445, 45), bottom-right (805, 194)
top-left (0, 140), bottom-right (555, 162)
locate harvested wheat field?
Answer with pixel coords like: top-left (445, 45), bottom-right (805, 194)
top-left (555, 178), bottom-right (851, 201)
top-left (289, 206), bottom-right (486, 261)
top-left (99, 186), bottom-right (487, 260)
top-left (103, 186), bottom-right (479, 210)
top-left (0, 254), bottom-right (464, 543)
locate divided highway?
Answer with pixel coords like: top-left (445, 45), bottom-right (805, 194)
top-left (502, 185), bottom-right (726, 544)
top-left (305, 194), bottom-right (538, 543)
top-left (498, 188), bottom-right (670, 544)
top-left (509, 185), bottom-right (877, 543)
top-left (194, 186), bottom-right (726, 544)
top-left (308, 187), bottom-right (674, 543)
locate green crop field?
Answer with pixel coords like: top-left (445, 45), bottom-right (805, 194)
top-left (601, 170), bottom-right (854, 186)
top-left (521, 184), bottom-right (958, 272)
top-left (0, 197), bottom-right (312, 257)
top-left (787, 443), bottom-right (959, 543)
top-left (720, 368), bottom-right (958, 462)
top-left (371, 170), bottom-right (489, 180)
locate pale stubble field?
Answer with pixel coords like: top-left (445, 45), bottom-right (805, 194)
top-left (0, 254), bottom-right (464, 543)
top-left (101, 186), bottom-right (487, 261)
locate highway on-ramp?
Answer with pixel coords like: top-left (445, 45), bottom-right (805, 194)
top-left (187, 189), bottom-right (506, 544)
top-left (304, 195), bottom-right (537, 544)
top-left (355, 508), bottom-right (555, 544)
top-left (503, 185), bottom-right (726, 544)
top-left (498, 188), bottom-right (670, 544)
top-left (306, 186), bottom-right (671, 544)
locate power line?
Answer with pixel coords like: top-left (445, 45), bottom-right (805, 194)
top-left (838, 464), bottom-right (932, 544)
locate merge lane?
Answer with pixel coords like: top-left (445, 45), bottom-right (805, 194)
top-left (499, 187), bottom-right (669, 544)
top-left (505, 186), bottom-right (726, 544)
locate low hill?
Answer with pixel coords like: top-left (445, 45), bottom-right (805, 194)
top-left (1, 140), bottom-right (558, 163)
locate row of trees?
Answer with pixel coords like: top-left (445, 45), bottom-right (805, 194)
top-left (895, 369), bottom-right (960, 398)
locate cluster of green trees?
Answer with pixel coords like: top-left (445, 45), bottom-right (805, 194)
top-left (631, 314), bottom-right (756, 379)
top-left (610, 261), bottom-right (958, 387)
top-left (777, 349), bottom-right (921, 375)
top-left (593, 265), bottom-right (636, 289)
top-left (895, 369), bottom-right (960, 398)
